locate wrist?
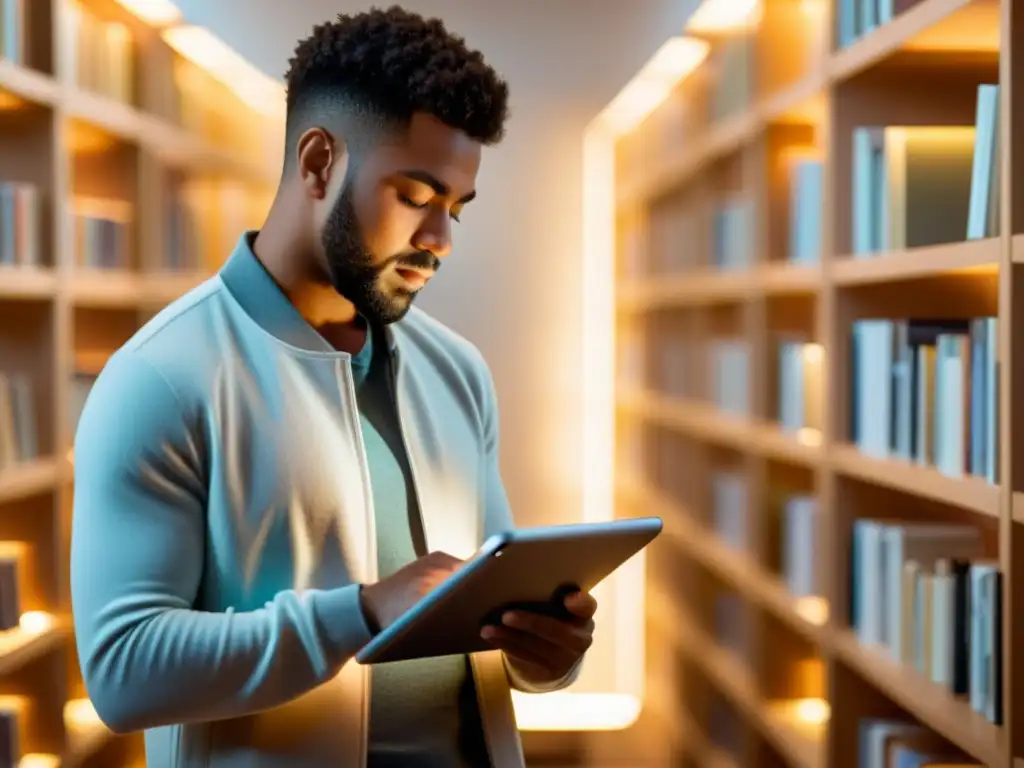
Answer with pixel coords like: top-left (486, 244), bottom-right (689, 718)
top-left (358, 585), bottom-right (381, 634)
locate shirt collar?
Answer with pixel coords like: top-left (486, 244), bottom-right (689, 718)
top-left (219, 230), bottom-right (397, 355)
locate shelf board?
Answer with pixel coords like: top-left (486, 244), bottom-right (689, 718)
top-left (830, 629), bottom-right (1004, 767)
top-left (827, 0), bottom-right (999, 83)
top-left (617, 270), bottom-right (755, 309)
top-left (829, 443), bottom-right (999, 517)
top-left (64, 87), bottom-right (142, 145)
top-left (68, 270), bottom-right (146, 308)
top-left (618, 390), bottom-right (822, 466)
top-left (0, 459), bottom-right (60, 505)
top-left (758, 70), bottom-right (828, 126)
top-left (0, 622), bottom-right (67, 676)
top-left (633, 480), bottom-right (1003, 768)
top-left (616, 262), bottom-right (822, 308)
top-left (0, 61), bottom-right (274, 185)
top-left (64, 699), bottom-right (113, 768)
top-left (0, 60), bottom-right (60, 107)
top-left (616, 0), bottom-right (1001, 209)
top-left (0, 267), bottom-right (57, 300)
top-left (832, 239), bottom-right (999, 285)
top-left (651, 590), bottom-right (823, 768)
top-left (758, 262), bottom-right (823, 294)
top-left (616, 109), bottom-right (755, 205)
top-left (655, 491), bottom-right (827, 644)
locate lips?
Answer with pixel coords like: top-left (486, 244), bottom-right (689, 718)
top-left (395, 267), bottom-right (431, 289)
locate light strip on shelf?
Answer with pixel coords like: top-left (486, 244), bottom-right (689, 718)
top-left (112, 0), bottom-right (182, 26)
top-left (527, 26), bottom-right (716, 734)
top-left (512, 692), bottom-right (642, 731)
top-left (600, 36), bottom-right (709, 136)
top-left (686, 0), bottom-right (764, 34)
top-left (161, 25), bottom-right (286, 118)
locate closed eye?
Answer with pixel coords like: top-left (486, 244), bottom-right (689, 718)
top-left (399, 194), bottom-right (462, 223)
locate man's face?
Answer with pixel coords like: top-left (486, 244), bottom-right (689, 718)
top-left (318, 112), bottom-right (482, 325)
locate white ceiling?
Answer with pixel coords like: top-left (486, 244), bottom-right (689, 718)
top-left (173, 0), bottom-right (700, 121)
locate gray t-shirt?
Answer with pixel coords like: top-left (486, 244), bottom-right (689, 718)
top-left (353, 325), bottom-right (490, 768)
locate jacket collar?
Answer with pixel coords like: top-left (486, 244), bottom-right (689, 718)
top-left (220, 230), bottom-right (398, 354)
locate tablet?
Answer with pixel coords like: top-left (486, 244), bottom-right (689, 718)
top-left (355, 516), bottom-right (663, 665)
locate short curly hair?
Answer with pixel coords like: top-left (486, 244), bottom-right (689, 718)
top-left (283, 6), bottom-right (510, 167)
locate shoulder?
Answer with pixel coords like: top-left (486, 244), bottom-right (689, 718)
top-left (77, 278), bottom-right (227, 441)
top-left (395, 306), bottom-right (495, 394)
top-left (104, 276), bottom-right (234, 399)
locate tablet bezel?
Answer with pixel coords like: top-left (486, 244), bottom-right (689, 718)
top-left (354, 516), bottom-right (663, 665)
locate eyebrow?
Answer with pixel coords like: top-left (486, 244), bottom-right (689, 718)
top-left (397, 169), bottom-right (476, 204)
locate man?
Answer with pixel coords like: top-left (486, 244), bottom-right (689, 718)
top-left (69, 6), bottom-right (596, 768)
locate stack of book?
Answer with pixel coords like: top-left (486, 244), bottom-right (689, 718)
top-left (711, 339), bottom-right (750, 415)
top-left (850, 84), bottom-right (999, 256)
top-left (0, 542), bottom-right (25, 632)
top-left (857, 716), bottom-right (986, 767)
top-left (777, 338), bottom-right (824, 437)
top-left (849, 316), bottom-right (998, 482)
top-left (0, 372), bottom-right (36, 472)
top-left (0, 182), bottom-right (40, 268)
top-left (851, 518), bottom-right (1002, 725)
top-left (72, 197), bottom-right (133, 270)
top-left (60, 0), bottom-right (134, 104)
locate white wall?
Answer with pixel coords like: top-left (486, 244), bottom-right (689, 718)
top-left (176, 0), bottom-right (698, 527)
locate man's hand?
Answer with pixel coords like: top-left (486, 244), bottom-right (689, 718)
top-left (480, 591), bottom-right (597, 684)
top-left (359, 550), bottom-right (462, 632)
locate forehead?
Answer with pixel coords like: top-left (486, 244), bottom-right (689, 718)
top-left (372, 112), bottom-right (482, 194)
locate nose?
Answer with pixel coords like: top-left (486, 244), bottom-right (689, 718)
top-left (412, 209), bottom-right (453, 259)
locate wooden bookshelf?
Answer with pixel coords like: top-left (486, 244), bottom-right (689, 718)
top-left (0, 0), bottom-right (278, 764)
top-left (613, 0), bottom-right (1024, 766)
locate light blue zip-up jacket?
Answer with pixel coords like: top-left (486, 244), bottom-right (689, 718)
top-left (70, 233), bottom-right (579, 767)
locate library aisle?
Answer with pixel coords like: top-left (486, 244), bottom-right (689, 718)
top-left (611, 0), bottom-right (1021, 766)
top-left (0, 0), bottom-right (278, 764)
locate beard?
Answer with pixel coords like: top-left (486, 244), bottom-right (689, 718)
top-left (320, 184), bottom-right (440, 326)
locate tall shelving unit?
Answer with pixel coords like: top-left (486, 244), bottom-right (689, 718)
top-left (613, 0), bottom-right (1023, 766)
top-left (0, 0), bottom-right (278, 765)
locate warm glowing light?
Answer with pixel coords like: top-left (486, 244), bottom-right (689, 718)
top-left (512, 692), bottom-right (641, 731)
top-left (802, 342), bottom-right (823, 364)
top-left (599, 36), bottom-right (709, 135)
top-left (65, 698), bottom-right (101, 727)
top-left (792, 697), bottom-right (830, 725)
top-left (66, 121), bottom-right (120, 155)
top-left (0, 91), bottom-right (26, 111)
top-left (796, 426), bottom-right (822, 447)
top-left (767, 697), bottom-right (831, 741)
top-left (794, 595), bottom-right (829, 625)
top-left (517, 98), bottom-right (648, 733)
top-left (161, 26), bottom-right (285, 118)
top-left (112, 0), bottom-right (181, 26)
top-left (686, 0), bottom-right (764, 35)
top-left (19, 755), bottom-right (61, 768)
top-left (18, 611), bottom-right (52, 634)
top-left (800, 0), bottom-right (825, 17)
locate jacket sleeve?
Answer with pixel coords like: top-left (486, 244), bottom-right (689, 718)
top-left (476, 364), bottom-right (584, 694)
top-left (70, 351), bottom-right (374, 734)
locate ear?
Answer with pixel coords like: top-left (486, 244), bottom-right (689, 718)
top-left (295, 127), bottom-right (348, 200)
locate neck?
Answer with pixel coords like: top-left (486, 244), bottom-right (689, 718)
top-left (253, 188), bottom-right (367, 354)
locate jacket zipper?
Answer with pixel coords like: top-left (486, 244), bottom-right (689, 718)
top-left (335, 356), bottom-right (376, 768)
top-left (386, 351), bottom-right (503, 768)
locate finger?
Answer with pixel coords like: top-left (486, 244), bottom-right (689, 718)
top-left (481, 625), bottom-right (572, 673)
top-left (416, 567), bottom-right (458, 595)
top-left (426, 550), bottom-right (463, 569)
top-left (501, 610), bottom-right (593, 654)
top-left (564, 591), bottom-right (598, 619)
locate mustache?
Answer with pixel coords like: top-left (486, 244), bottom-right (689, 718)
top-left (392, 251), bottom-right (441, 273)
